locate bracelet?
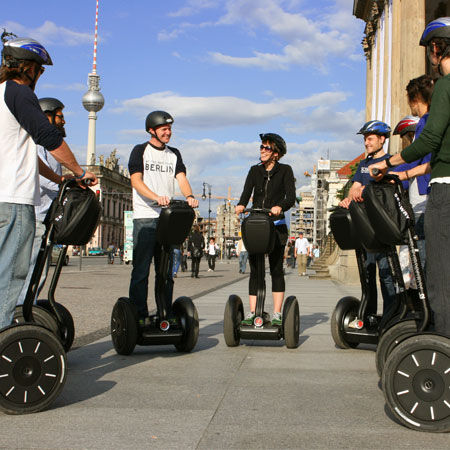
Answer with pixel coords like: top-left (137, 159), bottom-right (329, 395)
top-left (385, 157), bottom-right (394, 168)
top-left (186, 194), bottom-right (195, 200)
top-left (75, 169), bottom-right (86, 179)
top-left (405, 170), bottom-right (410, 180)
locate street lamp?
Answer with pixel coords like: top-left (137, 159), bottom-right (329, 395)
top-left (202, 182), bottom-right (212, 242)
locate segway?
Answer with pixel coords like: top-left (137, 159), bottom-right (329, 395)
top-left (223, 208), bottom-right (300, 349)
top-left (329, 200), bottom-right (409, 349)
top-left (111, 200), bottom-right (199, 355)
top-left (362, 172), bottom-right (430, 376)
top-left (0, 179), bottom-right (101, 414)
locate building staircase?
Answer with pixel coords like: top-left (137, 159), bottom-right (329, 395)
top-left (308, 235), bottom-right (336, 280)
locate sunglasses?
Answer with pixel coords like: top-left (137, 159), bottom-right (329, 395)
top-left (260, 144), bottom-right (273, 152)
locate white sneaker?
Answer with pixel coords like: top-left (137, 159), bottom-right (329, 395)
top-left (302, 272), bottom-right (306, 276)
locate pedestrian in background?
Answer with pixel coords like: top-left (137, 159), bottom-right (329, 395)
top-left (172, 244), bottom-right (181, 278)
top-left (295, 232), bottom-right (309, 276)
top-left (237, 237), bottom-right (248, 274)
top-left (207, 237), bottom-right (218, 272)
top-left (188, 225), bottom-right (204, 278)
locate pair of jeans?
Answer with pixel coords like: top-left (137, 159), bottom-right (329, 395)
top-left (238, 251), bottom-right (248, 273)
top-left (172, 247), bottom-right (181, 275)
top-left (425, 183), bottom-right (450, 334)
top-left (191, 257), bottom-right (201, 277)
top-left (129, 218), bottom-right (174, 319)
top-left (365, 251), bottom-right (396, 316)
top-left (17, 220), bottom-right (48, 305)
top-left (0, 203), bottom-right (35, 329)
top-left (208, 254), bottom-right (216, 271)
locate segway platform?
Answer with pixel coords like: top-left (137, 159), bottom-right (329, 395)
top-left (111, 201), bottom-right (199, 355)
top-left (224, 210), bottom-right (300, 349)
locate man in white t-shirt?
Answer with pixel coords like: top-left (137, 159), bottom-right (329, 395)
top-left (128, 111), bottom-right (198, 327)
top-left (294, 232), bottom-right (309, 276)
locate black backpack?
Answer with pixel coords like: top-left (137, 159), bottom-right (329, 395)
top-left (45, 180), bottom-right (102, 245)
top-left (363, 180), bottom-right (414, 246)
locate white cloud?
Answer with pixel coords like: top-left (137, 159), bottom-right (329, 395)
top-left (168, 0), bottom-right (218, 18)
top-left (210, 0), bottom-right (363, 70)
top-left (111, 90), bottom-right (349, 128)
top-left (40, 82), bottom-right (86, 92)
top-left (0, 20), bottom-right (93, 46)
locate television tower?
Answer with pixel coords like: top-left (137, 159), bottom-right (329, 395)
top-left (82, 0), bottom-right (105, 165)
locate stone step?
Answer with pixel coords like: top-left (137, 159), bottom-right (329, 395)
top-left (308, 274), bottom-right (332, 280)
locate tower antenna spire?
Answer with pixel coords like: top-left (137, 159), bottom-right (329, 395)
top-left (83, 0), bottom-right (105, 165)
top-left (92, 0), bottom-right (99, 74)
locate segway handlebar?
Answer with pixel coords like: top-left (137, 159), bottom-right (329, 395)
top-left (148, 199), bottom-right (193, 208)
top-left (243, 207), bottom-right (273, 214)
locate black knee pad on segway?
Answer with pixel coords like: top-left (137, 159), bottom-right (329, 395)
top-left (329, 207), bottom-right (362, 250)
top-left (349, 201), bottom-right (389, 253)
top-left (363, 182), bottom-right (414, 246)
top-left (156, 202), bottom-right (195, 246)
top-left (241, 213), bottom-right (275, 255)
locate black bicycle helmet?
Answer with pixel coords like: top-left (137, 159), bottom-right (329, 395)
top-left (2, 37), bottom-right (53, 67)
top-left (420, 17), bottom-right (450, 46)
top-left (393, 116), bottom-right (419, 137)
top-left (357, 120), bottom-right (391, 138)
top-left (39, 97), bottom-right (64, 114)
top-left (259, 133), bottom-right (287, 157)
top-left (145, 111), bottom-right (174, 133)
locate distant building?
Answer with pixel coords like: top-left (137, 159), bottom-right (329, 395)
top-left (291, 159), bottom-right (350, 249)
top-left (64, 150), bottom-right (131, 251)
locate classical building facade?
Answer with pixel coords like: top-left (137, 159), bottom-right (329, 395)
top-left (353, 0), bottom-right (449, 155)
top-left (65, 150), bottom-right (132, 251)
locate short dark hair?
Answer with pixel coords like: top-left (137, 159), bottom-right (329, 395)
top-left (406, 74), bottom-right (434, 107)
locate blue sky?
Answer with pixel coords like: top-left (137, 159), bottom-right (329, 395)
top-left (2, 0), bottom-right (366, 217)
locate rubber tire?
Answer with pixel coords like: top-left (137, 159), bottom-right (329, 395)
top-left (13, 306), bottom-right (59, 337)
top-left (110, 297), bottom-right (138, 355)
top-left (330, 296), bottom-right (360, 349)
top-left (223, 295), bottom-right (244, 347)
top-left (0, 324), bottom-right (67, 415)
top-left (36, 300), bottom-right (75, 352)
top-left (375, 319), bottom-right (419, 377)
top-left (382, 334), bottom-right (450, 432)
top-left (173, 296), bottom-right (199, 353)
top-left (282, 296), bottom-right (300, 349)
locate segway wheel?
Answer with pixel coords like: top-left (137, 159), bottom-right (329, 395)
top-left (36, 300), bottom-right (75, 352)
top-left (110, 298), bottom-right (138, 355)
top-left (223, 295), bottom-right (244, 347)
top-left (0, 324), bottom-right (67, 415)
top-left (375, 319), bottom-right (419, 377)
top-left (13, 306), bottom-right (59, 337)
top-left (173, 296), bottom-right (199, 353)
top-left (382, 334), bottom-right (450, 432)
top-left (282, 296), bottom-right (300, 349)
top-left (330, 296), bottom-right (360, 349)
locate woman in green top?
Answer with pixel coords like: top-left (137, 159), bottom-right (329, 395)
top-left (370, 17), bottom-right (450, 335)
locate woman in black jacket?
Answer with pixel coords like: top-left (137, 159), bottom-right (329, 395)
top-left (235, 133), bottom-right (296, 326)
top-left (188, 225), bottom-right (205, 278)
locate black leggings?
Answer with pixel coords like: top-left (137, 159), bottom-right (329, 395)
top-left (248, 234), bottom-right (285, 295)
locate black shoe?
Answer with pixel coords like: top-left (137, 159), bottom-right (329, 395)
top-left (191, 273), bottom-right (194, 278)
top-left (195, 274), bottom-right (199, 278)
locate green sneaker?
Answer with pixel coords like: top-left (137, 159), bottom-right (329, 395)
top-left (271, 312), bottom-right (282, 326)
top-left (241, 311), bottom-right (255, 326)
top-left (168, 317), bottom-right (180, 326)
top-left (139, 317), bottom-right (151, 328)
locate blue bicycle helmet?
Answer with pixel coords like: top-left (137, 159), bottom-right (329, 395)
top-left (420, 17), bottom-right (450, 46)
top-left (357, 120), bottom-right (391, 138)
top-left (2, 37), bottom-right (53, 67)
top-left (393, 116), bottom-right (419, 137)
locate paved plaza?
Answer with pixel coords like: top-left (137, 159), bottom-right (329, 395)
top-left (0, 260), bottom-right (449, 449)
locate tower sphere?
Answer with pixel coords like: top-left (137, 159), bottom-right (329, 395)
top-left (82, 89), bottom-right (104, 113)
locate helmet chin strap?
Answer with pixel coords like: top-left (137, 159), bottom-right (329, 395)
top-left (367, 145), bottom-right (384, 157)
top-left (150, 129), bottom-right (165, 147)
top-left (22, 67), bottom-right (39, 91)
